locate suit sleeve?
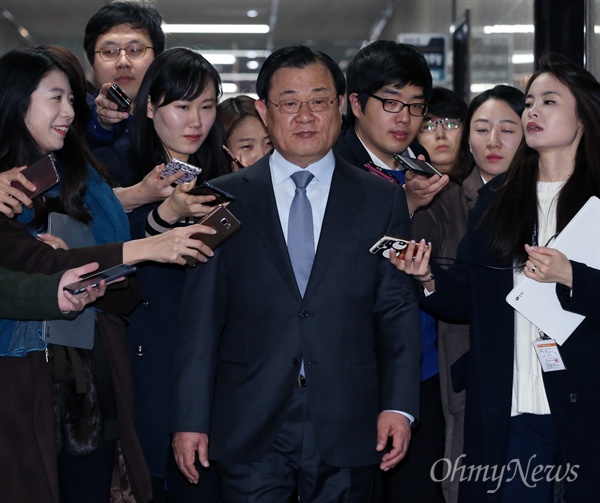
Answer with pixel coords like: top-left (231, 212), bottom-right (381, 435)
top-left (374, 186), bottom-right (422, 418)
top-left (556, 260), bottom-right (600, 319)
top-left (171, 250), bottom-right (227, 433)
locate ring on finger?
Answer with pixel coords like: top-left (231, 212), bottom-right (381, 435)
top-left (531, 265), bottom-right (537, 273)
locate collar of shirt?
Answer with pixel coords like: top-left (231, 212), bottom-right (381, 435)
top-left (269, 149), bottom-right (335, 246)
top-left (355, 133), bottom-right (415, 170)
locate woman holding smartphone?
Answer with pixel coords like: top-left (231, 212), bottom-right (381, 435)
top-left (93, 47), bottom-right (229, 502)
top-left (0, 45), bottom-right (215, 503)
top-left (392, 54), bottom-right (600, 503)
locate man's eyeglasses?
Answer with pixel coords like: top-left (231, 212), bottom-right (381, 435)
top-left (366, 94), bottom-right (429, 117)
top-left (267, 97), bottom-right (338, 114)
top-left (95, 44), bottom-right (154, 62)
top-left (419, 118), bottom-right (462, 134)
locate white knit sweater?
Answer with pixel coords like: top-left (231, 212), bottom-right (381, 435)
top-left (510, 181), bottom-right (565, 416)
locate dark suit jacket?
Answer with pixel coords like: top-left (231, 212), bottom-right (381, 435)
top-left (423, 175), bottom-right (600, 503)
top-left (172, 153), bottom-right (421, 467)
top-left (333, 127), bottom-right (430, 170)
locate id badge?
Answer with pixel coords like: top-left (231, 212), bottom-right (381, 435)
top-left (533, 339), bottom-right (567, 372)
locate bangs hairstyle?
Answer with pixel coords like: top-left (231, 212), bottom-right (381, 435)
top-left (484, 53), bottom-right (600, 264)
top-left (449, 85), bottom-right (525, 183)
top-left (131, 47), bottom-right (230, 182)
top-left (218, 95), bottom-right (261, 139)
top-left (0, 46), bottom-right (107, 229)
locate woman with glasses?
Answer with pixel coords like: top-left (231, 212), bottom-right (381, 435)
top-left (417, 87), bottom-right (467, 174)
top-left (94, 46), bottom-right (230, 503)
top-left (410, 84), bottom-right (523, 503)
top-left (394, 54), bottom-right (600, 503)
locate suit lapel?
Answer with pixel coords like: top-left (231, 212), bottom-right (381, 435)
top-left (235, 158), bottom-right (302, 300)
top-left (304, 158), bottom-right (364, 298)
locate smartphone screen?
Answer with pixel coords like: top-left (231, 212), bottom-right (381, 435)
top-left (393, 154), bottom-right (443, 178)
top-left (63, 264), bottom-right (137, 294)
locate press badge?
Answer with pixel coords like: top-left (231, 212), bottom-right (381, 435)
top-left (533, 339), bottom-right (567, 372)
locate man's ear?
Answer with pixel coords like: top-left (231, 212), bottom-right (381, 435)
top-left (255, 99), bottom-right (268, 129)
top-left (348, 93), bottom-right (362, 118)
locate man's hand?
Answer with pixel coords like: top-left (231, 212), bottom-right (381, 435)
top-left (404, 170), bottom-right (449, 214)
top-left (376, 411), bottom-right (412, 471)
top-left (172, 432), bottom-right (210, 484)
top-left (95, 83), bottom-right (130, 129)
top-left (58, 262), bottom-right (107, 312)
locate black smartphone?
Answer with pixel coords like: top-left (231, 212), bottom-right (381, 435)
top-left (185, 205), bottom-right (241, 267)
top-left (10, 155), bottom-right (60, 199)
top-left (187, 182), bottom-right (236, 206)
top-left (107, 83), bottom-right (131, 111)
top-left (369, 235), bottom-right (428, 259)
top-left (63, 264), bottom-right (137, 295)
top-left (222, 145), bottom-right (246, 170)
top-left (160, 158), bottom-right (202, 184)
top-left (393, 154), bottom-right (443, 178)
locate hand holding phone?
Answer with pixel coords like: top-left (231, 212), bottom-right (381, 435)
top-left (370, 235), bottom-right (428, 259)
top-left (184, 205), bottom-right (241, 266)
top-left (63, 264), bottom-right (136, 294)
top-left (393, 154), bottom-right (443, 178)
top-left (10, 155), bottom-right (60, 199)
top-left (187, 182), bottom-right (236, 206)
top-left (160, 159), bottom-right (202, 185)
top-left (107, 83), bottom-right (131, 112)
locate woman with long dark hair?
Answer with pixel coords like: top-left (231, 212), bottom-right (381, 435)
top-left (393, 54), bottom-right (600, 503)
top-left (94, 47), bottom-right (230, 502)
top-left (0, 45), bottom-right (213, 503)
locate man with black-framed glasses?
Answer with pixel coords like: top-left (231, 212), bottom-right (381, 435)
top-left (334, 40), bottom-right (449, 215)
top-left (334, 41), bottom-right (448, 503)
top-left (83, 1), bottom-right (165, 152)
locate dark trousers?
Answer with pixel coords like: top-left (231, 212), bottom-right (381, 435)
top-left (499, 413), bottom-right (558, 503)
top-left (374, 374), bottom-right (446, 503)
top-left (57, 439), bottom-right (117, 503)
top-left (217, 387), bottom-right (376, 503)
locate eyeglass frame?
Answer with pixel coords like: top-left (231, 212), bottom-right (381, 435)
top-left (365, 93), bottom-right (429, 117)
top-left (419, 118), bottom-right (462, 134)
top-left (266, 97), bottom-right (339, 114)
top-left (94, 44), bottom-right (154, 62)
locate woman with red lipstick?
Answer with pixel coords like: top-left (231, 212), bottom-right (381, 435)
top-left (94, 47), bottom-right (230, 502)
top-left (393, 54), bottom-right (600, 503)
top-left (411, 84), bottom-right (524, 503)
top-left (0, 45), bottom-right (216, 503)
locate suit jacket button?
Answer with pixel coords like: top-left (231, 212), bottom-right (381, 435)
top-left (299, 310), bottom-right (309, 318)
top-left (136, 345), bottom-right (145, 357)
top-left (142, 301), bottom-right (150, 308)
top-left (570, 393), bottom-right (577, 403)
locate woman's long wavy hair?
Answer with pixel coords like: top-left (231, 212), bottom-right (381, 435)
top-left (484, 53), bottom-right (600, 264)
top-left (0, 45), bottom-right (107, 228)
top-left (130, 47), bottom-right (230, 183)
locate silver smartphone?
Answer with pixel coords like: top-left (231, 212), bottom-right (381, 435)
top-left (393, 154), bottom-right (443, 178)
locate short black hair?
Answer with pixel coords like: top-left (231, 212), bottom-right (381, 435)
top-left (256, 45), bottom-right (346, 102)
top-left (345, 41), bottom-right (432, 125)
top-left (426, 87), bottom-right (467, 120)
top-left (83, 0), bottom-right (165, 66)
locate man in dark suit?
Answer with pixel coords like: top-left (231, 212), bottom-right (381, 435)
top-left (334, 40), bottom-right (448, 214)
top-left (334, 41), bottom-right (448, 503)
top-left (172, 45), bottom-right (421, 502)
